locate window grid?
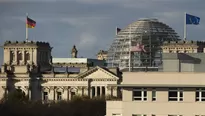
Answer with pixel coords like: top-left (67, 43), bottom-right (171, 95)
top-left (133, 88), bottom-right (147, 101)
top-left (196, 88), bottom-right (205, 102)
top-left (168, 88), bottom-right (183, 101)
top-left (152, 89), bottom-right (156, 101)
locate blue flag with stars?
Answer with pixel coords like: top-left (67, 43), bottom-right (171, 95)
top-left (186, 13), bottom-right (200, 25)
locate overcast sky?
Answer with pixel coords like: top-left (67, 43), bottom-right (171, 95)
top-left (0, 0), bottom-right (204, 64)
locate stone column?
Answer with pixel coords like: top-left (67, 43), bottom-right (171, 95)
top-left (95, 86), bottom-right (97, 97)
top-left (68, 89), bottom-right (71, 100)
top-left (25, 86), bottom-right (31, 100)
top-left (22, 50), bottom-right (25, 65)
top-left (50, 86), bottom-right (55, 101)
top-left (63, 87), bottom-right (69, 101)
top-left (112, 87), bottom-right (117, 97)
top-left (14, 50), bottom-right (18, 65)
top-left (100, 86), bottom-right (103, 96)
top-left (83, 86), bottom-right (89, 96)
top-left (90, 87), bottom-right (93, 98)
top-left (107, 86), bottom-right (112, 96)
top-left (77, 86), bottom-right (82, 96)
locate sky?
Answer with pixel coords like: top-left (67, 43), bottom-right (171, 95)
top-left (0, 0), bottom-right (205, 64)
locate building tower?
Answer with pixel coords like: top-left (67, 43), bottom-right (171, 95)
top-left (97, 50), bottom-right (108, 60)
top-left (71, 45), bottom-right (78, 58)
top-left (1, 41), bottom-right (52, 74)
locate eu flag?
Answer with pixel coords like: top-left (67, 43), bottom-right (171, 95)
top-left (186, 13), bottom-right (200, 25)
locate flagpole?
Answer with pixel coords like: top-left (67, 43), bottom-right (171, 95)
top-left (128, 26), bottom-right (131, 72)
top-left (116, 26), bottom-right (117, 35)
top-left (26, 13), bottom-right (28, 42)
top-left (184, 12), bottom-right (187, 41)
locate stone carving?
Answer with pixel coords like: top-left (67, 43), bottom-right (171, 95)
top-left (63, 86), bottom-right (69, 90)
top-left (107, 86), bottom-right (112, 90)
top-left (56, 87), bottom-right (64, 92)
top-left (70, 87), bottom-right (78, 92)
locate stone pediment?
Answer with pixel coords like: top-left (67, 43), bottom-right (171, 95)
top-left (76, 66), bottom-right (119, 79)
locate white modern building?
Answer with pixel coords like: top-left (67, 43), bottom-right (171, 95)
top-left (106, 72), bottom-right (205, 116)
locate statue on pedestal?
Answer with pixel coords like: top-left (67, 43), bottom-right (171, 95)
top-left (71, 45), bottom-right (78, 58)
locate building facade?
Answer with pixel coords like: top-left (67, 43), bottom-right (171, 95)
top-left (106, 72), bottom-right (205, 116)
top-left (97, 50), bottom-right (108, 60)
top-left (0, 41), bottom-right (122, 101)
top-left (106, 40), bottom-right (205, 116)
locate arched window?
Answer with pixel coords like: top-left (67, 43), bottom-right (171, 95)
top-left (17, 51), bottom-right (22, 65)
top-left (10, 51), bottom-right (14, 64)
top-left (25, 51), bottom-right (30, 63)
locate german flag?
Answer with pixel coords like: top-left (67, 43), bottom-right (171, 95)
top-left (27, 16), bottom-right (36, 28)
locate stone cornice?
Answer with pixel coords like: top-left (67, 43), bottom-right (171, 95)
top-left (42, 78), bottom-right (89, 81)
top-left (76, 66), bottom-right (119, 80)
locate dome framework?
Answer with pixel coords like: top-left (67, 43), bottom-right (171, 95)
top-left (107, 19), bottom-right (180, 71)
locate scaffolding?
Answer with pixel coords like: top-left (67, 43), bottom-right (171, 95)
top-left (107, 18), bottom-right (180, 71)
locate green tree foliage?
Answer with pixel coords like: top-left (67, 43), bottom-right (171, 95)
top-left (0, 95), bottom-right (106, 116)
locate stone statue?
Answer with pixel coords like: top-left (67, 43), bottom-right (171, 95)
top-left (49, 56), bottom-right (53, 64)
top-left (52, 66), bottom-right (55, 73)
top-left (71, 45), bottom-right (78, 58)
top-left (4, 63), bottom-right (7, 73)
top-left (26, 64), bottom-right (30, 73)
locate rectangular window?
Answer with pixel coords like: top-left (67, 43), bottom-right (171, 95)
top-left (168, 115), bottom-right (182, 116)
top-left (132, 114), bottom-right (146, 116)
top-left (152, 89), bottom-right (156, 101)
top-left (43, 92), bottom-right (48, 101)
top-left (196, 88), bottom-right (205, 101)
top-left (112, 113), bottom-right (121, 116)
top-left (57, 92), bottom-right (62, 101)
top-left (133, 88), bottom-right (147, 101)
top-left (168, 88), bottom-right (183, 101)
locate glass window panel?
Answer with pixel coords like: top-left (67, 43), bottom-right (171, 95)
top-left (202, 92), bottom-right (205, 97)
top-left (196, 91), bottom-right (199, 97)
top-left (144, 91), bottom-right (147, 97)
top-left (152, 91), bottom-right (156, 97)
top-left (133, 91), bottom-right (141, 96)
top-left (180, 91), bottom-right (183, 97)
top-left (169, 91), bottom-right (177, 97)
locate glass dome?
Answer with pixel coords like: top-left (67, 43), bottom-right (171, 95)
top-left (107, 18), bottom-right (180, 71)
